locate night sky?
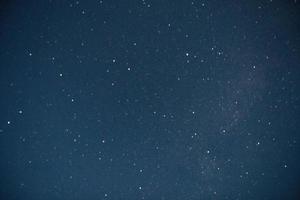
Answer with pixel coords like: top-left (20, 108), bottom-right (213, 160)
top-left (0, 0), bottom-right (300, 199)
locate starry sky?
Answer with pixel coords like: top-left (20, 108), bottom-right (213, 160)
top-left (0, 0), bottom-right (300, 199)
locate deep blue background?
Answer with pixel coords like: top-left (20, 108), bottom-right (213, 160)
top-left (0, 0), bottom-right (299, 199)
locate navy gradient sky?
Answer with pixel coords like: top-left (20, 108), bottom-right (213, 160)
top-left (0, 0), bottom-right (299, 199)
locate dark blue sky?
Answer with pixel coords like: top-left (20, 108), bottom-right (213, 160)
top-left (0, 0), bottom-right (299, 199)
